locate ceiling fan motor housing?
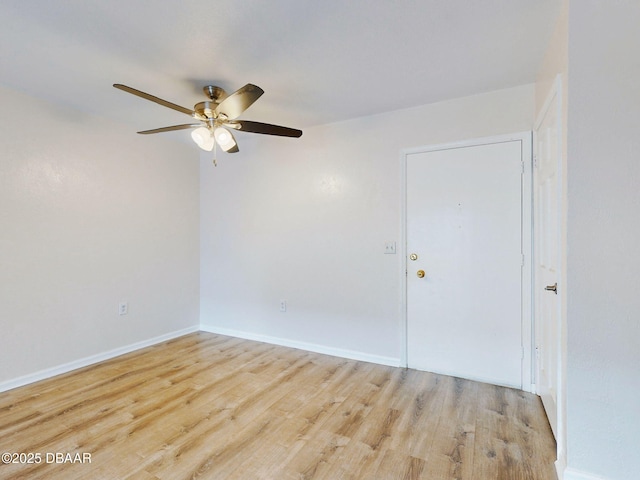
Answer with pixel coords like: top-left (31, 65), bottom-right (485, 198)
top-left (194, 101), bottom-right (218, 119)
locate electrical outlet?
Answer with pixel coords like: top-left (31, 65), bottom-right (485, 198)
top-left (279, 300), bottom-right (287, 312)
top-left (119, 302), bottom-right (128, 316)
top-left (384, 241), bottom-right (396, 254)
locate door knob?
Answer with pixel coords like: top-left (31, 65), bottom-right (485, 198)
top-left (545, 283), bottom-right (557, 294)
top-left (416, 270), bottom-right (425, 278)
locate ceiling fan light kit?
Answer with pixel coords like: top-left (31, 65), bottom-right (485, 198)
top-left (113, 83), bottom-right (302, 162)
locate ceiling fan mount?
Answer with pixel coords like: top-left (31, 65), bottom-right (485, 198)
top-left (203, 85), bottom-right (226, 103)
top-left (113, 82), bottom-right (302, 155)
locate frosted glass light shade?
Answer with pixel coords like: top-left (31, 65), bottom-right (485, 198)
top-left (214, 127), bottom-right (237, 152)
top-left (191, 127), bottom-right (215, 151)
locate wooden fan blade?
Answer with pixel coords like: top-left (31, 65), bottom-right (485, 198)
top-left (229, 120), bottom-right (303, 138)
top-left (214, 84), bottom-right (264, 120)
top-left (137, 124), bottom-right (201, 135)
top-left (114, 84), bottom-right (195, 116)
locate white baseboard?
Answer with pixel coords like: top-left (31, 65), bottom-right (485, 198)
top-left (556, 455), bottom-right (567, 480)
top-left (200, 324), bottom-right (401, 368)
top-left (0, 326), bottom-right (199, 393)
top-left (562, 467), bottom-right (609, 480)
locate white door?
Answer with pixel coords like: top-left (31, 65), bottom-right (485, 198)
top-left (405, 139), bottom-right (526, 388)
top-left (534, 82), bottom-right (562, 439)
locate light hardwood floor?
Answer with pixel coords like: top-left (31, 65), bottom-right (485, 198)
top-left (0, 332), bottom-right (556, 479)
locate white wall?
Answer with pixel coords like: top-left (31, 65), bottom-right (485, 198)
top-left (200, 85), bottom-right (534, 363)
top-left (0, 84), bottom-right (200, 388)
top-left (564, 2), bottom-right (640, 479)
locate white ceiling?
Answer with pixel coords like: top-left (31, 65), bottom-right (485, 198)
top-left (0, 1), bottom-right (562, 134)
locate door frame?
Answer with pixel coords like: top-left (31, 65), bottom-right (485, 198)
top-left (399, 132), bottom-right (534, 392)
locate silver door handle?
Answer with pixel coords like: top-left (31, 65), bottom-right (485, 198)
top-left (545, 283), bottom-right (557, 294)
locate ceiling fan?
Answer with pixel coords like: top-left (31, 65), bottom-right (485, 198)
top-left (113, 83), bottom-right (302, 154)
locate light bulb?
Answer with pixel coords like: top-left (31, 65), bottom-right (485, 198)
top-left (216, 130), bottom-right (230, 143)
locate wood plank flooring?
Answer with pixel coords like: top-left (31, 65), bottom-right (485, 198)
top-left (0, 332), bottom-right (557, 479)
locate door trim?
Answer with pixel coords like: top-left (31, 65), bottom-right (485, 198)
top-left (399, 132), bottom-right (533, 392)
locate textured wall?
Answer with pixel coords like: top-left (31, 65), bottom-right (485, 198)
top-left (566, 2), bottom-right (640, 479)
top-left (0, 84), bottom-right (200, 385)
